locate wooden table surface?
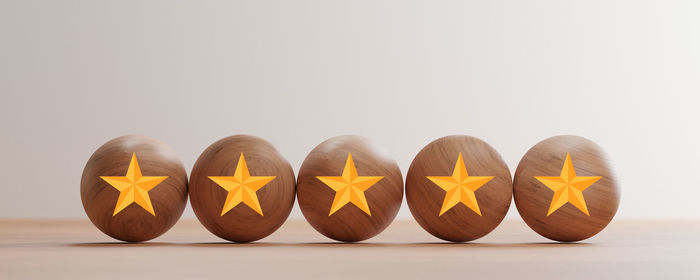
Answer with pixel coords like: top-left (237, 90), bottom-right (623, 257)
top-left (1, 219), bottom-right (698, 279)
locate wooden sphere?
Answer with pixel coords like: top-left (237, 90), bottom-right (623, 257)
top-left (80, 135), bottom-right (188, 242)
top-left (189, 135), bottom-right (295, 242)
top-left (406, 135), bottom-right (512, 242)
top-left (514, 135), bottom-right (620, 242)
top-left (297, 135), bottom-right (403, 242)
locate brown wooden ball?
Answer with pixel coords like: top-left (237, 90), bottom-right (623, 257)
top-left (80, 135), bottom-right (188, 242)
top-left (514, 135), bottom-right (620, 242)
top-left (297, 135), bottom-right (403, 242)
top-left (189, 135), bottom-right (295, 242)
top-left (406, 135), bottom-right (512, 242)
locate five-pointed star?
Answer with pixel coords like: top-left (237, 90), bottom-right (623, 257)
top-left (316, 153), bottom-right (383, 216)
top-left (426, 152), bottom-right (494, 216)
top-left (100, 153), bottom-right (168, 216)
top-left (209, 153), bottom-right (275, 216)
top-left (534, 152), bottom-right (602, 216)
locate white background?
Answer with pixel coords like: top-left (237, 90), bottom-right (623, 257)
top-left (1, 0), bottom-right (698, 219)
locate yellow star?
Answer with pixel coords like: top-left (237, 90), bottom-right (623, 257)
top-left (209, 153), bottom-right (275, 216)
top-left (426, 153), bottom-right (494, 216)
top-left (100, 153), bottom-right (168, 216)
top-left (534, 153), bottom-right (602, 216)
top-left (316, 153), bottom-right (383, 216)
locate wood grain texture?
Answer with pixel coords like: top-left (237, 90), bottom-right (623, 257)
top-left (513, 135), bottom-right (620, 242)
top-left (189, 135), bottom-right (295, 242)
top-left (80, 135), bottom-right (188, 242)
top-left (297, 135), bottom-right (403, 242)
top-left (406, 135), bottom-right (512, 242)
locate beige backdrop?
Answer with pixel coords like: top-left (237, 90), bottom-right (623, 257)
top-left (1, 0), bottom-right (698, 219)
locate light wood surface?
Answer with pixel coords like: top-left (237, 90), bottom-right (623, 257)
top-left (1, 219), bottom-right (698, 279)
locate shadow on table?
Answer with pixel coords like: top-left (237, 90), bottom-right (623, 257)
top-left (172, 241), bottom-right (592, 248)
top-left (67, 242), bottom-right (175, 248)
top-left (175, 242), bottom-right (291, 248)
top-left (398, 242), bottom-right (592, 248)
top-left (173, 242), bottom-right (399, 248)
